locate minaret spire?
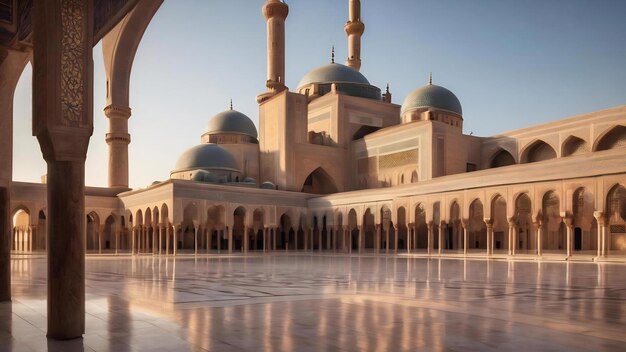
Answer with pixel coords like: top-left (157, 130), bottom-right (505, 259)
top-left (257, 0), bottom-right (289, 103)
top-left (345, 0), bottom-right (364, 71)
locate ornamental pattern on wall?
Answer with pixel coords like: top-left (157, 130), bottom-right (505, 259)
top-left (60, 0), bottom-right (85, 126)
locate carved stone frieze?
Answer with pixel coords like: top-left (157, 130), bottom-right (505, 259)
top-left (60, 0), bottom-right (85, 126)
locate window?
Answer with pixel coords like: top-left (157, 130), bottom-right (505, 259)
top-left (466, 163), bottom-right (477, 172)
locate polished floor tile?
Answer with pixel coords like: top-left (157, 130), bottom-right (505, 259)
top-left (2, 254), bottom-right (626, 351)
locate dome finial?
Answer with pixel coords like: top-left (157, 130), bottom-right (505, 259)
top-left (386, 83), bottom-right (390, 94)
top-left (229, 99), bottom-right (233, 110)
top-left (428, 72), bottom-right (433, 85)
top-left (331, 45), bottom-right (335, 63)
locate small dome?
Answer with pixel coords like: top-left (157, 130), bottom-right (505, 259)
top-left (243, 177), bottom-right (256, 183)
top-left (260, 181), bottom-right (276, 190)
top-left (206, 110), bottom-right (258, 139)
top-left (173, 144), bottom-right (239, 173)
top-left (298, 63), bottom-right (370, 88)
top-left (401, 84), bottom-right (462, 116)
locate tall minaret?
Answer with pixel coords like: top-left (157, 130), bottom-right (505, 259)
top-left (345, 0), bottom-right (365, 71)
top-left (258, 0), bottom-right (289, 103)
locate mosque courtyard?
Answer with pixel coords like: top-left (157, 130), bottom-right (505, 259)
top-left (1, 254), bottom-right (625, 351)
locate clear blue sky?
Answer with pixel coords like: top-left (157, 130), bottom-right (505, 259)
top-left (12, 0), bottom-right (626, 188)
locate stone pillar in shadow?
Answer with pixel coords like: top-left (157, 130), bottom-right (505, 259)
top-left (0, 188), bottom-right (10, 301)
top-left (33, 0), bottom-right (94, 339)
top-left (0, 47), bottom-right (30, 301)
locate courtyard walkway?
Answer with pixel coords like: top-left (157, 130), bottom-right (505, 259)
top-left (2, 254), bottom-right (626, 351)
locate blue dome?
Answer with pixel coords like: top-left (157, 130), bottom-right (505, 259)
top-left (206, 110), bottom-right (258, 139)
top-left (298, 63), bottom-right (370, 88)
top-left (173, 144), bottom-right (239, 173)
top-left (401, 84), bottom-right (462, 116)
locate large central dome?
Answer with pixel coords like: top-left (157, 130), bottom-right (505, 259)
top-left (401, 84), bottom-right (462, 116)
top-left (297, 63), bottom-right (370, 88)
top-left (297, 63), bottom-right (380, 100)
top-left (205, 110), bottom-right (258, 139)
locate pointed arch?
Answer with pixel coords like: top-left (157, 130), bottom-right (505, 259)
top-left (300, 167), bottom-right (339, 194)
top-left (489, 149), bottom-right (516, 168)
top-left (542, 191), bottom-right (564, 252)
top-left (468, 199), bottom-right (486, 251)
top-left (491, 194), bottom-right (508, 251)
top-left (561, 135), bottom-right (588, 157)
top-left (594, 125), bottom-right (626, 152)
top-left (572, 187), bottom-right (596, 253)
top-left (520, 140), bottom-right (556, 163)
top-left (160, 203), bottom-right (169, 225)
top-left (515, 193), bottom-right (533, 253)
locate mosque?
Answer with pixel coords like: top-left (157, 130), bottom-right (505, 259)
top-left (8, 0), bottom-right (626, 260)
top-left (1, 0), bottom-right (625, 340)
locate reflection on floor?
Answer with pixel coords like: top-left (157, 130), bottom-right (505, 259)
top-left (2, 254), bottom-right (626, 351)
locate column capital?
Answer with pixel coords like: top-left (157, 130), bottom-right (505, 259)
top-left (593, 211), bottom-right (606, 225)
top-left (562, 217), bottom-right (573, 227)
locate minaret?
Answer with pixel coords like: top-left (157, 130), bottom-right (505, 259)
top-left (257, 0), bottom-right (289, 103)
top-left (345, 0), bottom-right (365, 71)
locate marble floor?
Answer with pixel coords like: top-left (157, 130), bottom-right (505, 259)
top-left (2, 254), bottom-right (626, 351)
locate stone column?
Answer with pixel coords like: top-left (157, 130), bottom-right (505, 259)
top-left (165, 225), bottom-right (170, 256)
top-left (158, 225), bottom-right (163, 256)
top-left (406, 225), bottom-right (412, 254)
top-left (508, 219), bottom-right (516, 256)
top-left (394, 225), bottom-right (399, 254)
top-left (228, 227), bottom-right (233, 254)
top-left (563, 216), bottom-right (573, 257)
top-left (173, 224), bottom-right (178, 256)
top-left (104, 105), bottom-right (131, 188)
top-left (358, 226), bottom-right (363, 254)
top-left (485, 221), bottom-right (494, 256)
top-left (593, 212), bottom-right (605, 258)
top-left (427, 222), bottom-right (433, 256)
top-left (535, 221), bottom-right (543, 256)
top-left (438, 222), bottom-right (445, 255)
top-left (194, 227), bottom-right (198, 255)
top-left (461, 220), bottom-right (468, 255)
top-left (33, 0), bottom-right (94, 339)
top-left (244, 226), bottom-right (249, 254)
top-left (27, 226), bottom-right (33, 252)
